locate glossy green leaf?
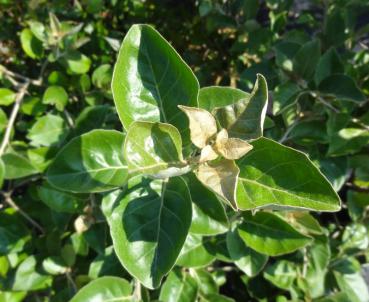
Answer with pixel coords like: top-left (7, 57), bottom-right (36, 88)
top-left (187, 173), bottom-right (229, 235)
top-left (293, 39), bottom-right (320, 79)
top-left (0, 292), bottom-right (27, 302)
top-left (319, 75), bottom-right (366, 103)
top-left (263, 260), bottom-right (297, 290)
top-left (0, 209), bottom-right (30, 255)
top-left (192, 269), bottom-right (219, 295)
top-left (20, 28), bottom-right (43, 59)
top-left (200, 294), bottom-right (235, 302)
top-left (306, 236), bottom-right (330, 298)
top-left (159, 268), bottom-right (198, 302)
top-left (2, 153), bottom-right (38, 179)
top-left (238, 212), bottom-right (312, 256)
top-left (236, 137), bottom-right (341, 211)
top-left (27, 114), bottom-right (68, 147)
top-left (42, 86), bottom-right (68, 111)
top-left (42, 256), bottom-right (68, 275)
top-left (47, 130), bottom-right (128, 193)
top-left (109, 177), bottom-right (192, 289)
top-left (226, 224), bottom-right (268, 276)
top-left (176, 233), bottom-right (216, 268)
top-left (272, 82), bottom-right (302, 115)
top-left (60, 50), bottom-right (91, 75)
top-left (124, 121), bottom-right (184, 176)
top-left (333, 258), bottom-right (369, 302)
top-left (111, 24), bottom-right (199, 142)
top-left (0, 88), bottom-right (16, 106)
top-left (70, 277), bottom-right (132, 302)
top-left (314, 47), bottom-right (344, 85)
top-left (213, 74), bottom-right (268, 140)
top-left (88, 246), bottom-right (122, 279)
top-left (12, 256), bottom-right (52, 291)
top-left (92, 64), bottom-right (112, 89)
top-left (38, 184), bottom-right (82, 213)
top-left (198, 86), bottom-right (250, 112)
top-left (328, 128), bottom-right (369, 156)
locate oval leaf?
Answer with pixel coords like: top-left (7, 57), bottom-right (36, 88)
top-left (70, 276), bottom-right (132, 302)
top-left (47, 130), bottom-right (128, 193)
top-left (213, 74), bottom-right (268, 140)
top-left (124, 121), bottom-right (184, 175)
top-left (238, 212), bottom-right (312, 256)
top-left (112, 24), bottom-right (199, 142)
top-left (236, 137), bottom-right (341, 211)
top-left (109, 177), bottom-right (192, 289)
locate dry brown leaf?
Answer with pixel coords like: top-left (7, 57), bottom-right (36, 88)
top-left (196, 158), bottom-right (239, 209)
top-left (178, 105), bottom-right (217, 148)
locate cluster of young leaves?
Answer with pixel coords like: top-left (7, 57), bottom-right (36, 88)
top-left (0, 1), bottom-right (368, 301)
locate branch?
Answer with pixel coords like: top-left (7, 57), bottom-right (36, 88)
top-left (1, 191), bottom-right (45, 234)
top-left (0, 81), bottom-right (30, 155)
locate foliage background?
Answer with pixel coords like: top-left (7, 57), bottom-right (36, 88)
top-left (0, 0), bottom-right (369, 301)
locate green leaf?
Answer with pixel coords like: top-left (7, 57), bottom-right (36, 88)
top-left (314, 47), bottom-right (344, 85)
top-left (0, 88), bottom-right (16, 106)
top-left (159, 268), bottom-right (198, 302)
top-left (293, 39), bottom-right (320, 79)
top-left (333, 259), bottom-right (369, 302)
top-left (108, 177), bottom-right (192, 289)
top-left (319, 75), bottom-right (366, 103)
top-left (238, 212), bottom-right (312, 256)
top-left (192, 269), bottom-right (219, 295)
top-left (236, 137), bottom-right (341, 211)
top-left (37, 184), bottom-right (82, 213)
top-left (70, 277), bottom-right (132, 302)
top-left (42, 86), bottom-right (68, 111)
top-left (20, 28), bottom-right (43, 59)
top-left (124, 121), bottom-right (184, 176)
top-left (226, 224), bottom-right (268, 277)
top-left (27, 114), bottom-right (69, 147)
top-left (328, 128), bottom-right (369, 156)
top-left (47, 130), bottom-right (128, 193)
top-left (92, 64), bottom-right (112, 89)
top-left (0, 292), bottom-right (26, 302)
top-left (213, 74), bottom-right (268, 140)
top-left (60, 50), bottom-right (91, 74)
top-left (0, 158), bottom-right (4, 188)
top-left (12, 256), bottom-right (52, 291)
top-left (187, 173), bottom-right (229, 236)
top-left (0, 209), bottom-right (30, 255)
top-left (42, 256), bottom-right (68, 275)
top-left (2, 153), bottom-right (38, 179)
top-left (272, 82), bottom-right (302, 115)
top-left (306, 236), bottom-right (331, 298)
top-left (263, 260), bottom-right (297, 290)
top-left (88, 246), bottom-right (121, 279)
top-left (111, 24), bottom-right (199, 143)
top-left (176, 233), bottom-right (216, 268)
top-left (198, 86), bottom-right (250, 112)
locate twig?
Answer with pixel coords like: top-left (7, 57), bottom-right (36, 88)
top-left (310, 91), bottom-right (339, 113)
top-left (0, 65), bottom-right (41, 86)
top-left (1, 191), bottom-right (45, 234)
top-left (0, 81), bottom-right (30, 155)
top-left (66, 272), bottom-right (77, 294)
top-left (278, 118), bottom-right (300, 143)
top-left (133, 279), bottom-right (142, 301)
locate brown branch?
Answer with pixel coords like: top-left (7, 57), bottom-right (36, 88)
top-left (1, 192), bottom-right (45, 234)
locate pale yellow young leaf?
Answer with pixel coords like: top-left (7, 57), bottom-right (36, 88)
top-left (199, 145), bottom-right (218, 163)
top-left (178, 105), bottom-right (217, 148)
top-left (196, 158), bottom-right (239, 209)
top-left (215, 129), bottom-right (253, 160)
